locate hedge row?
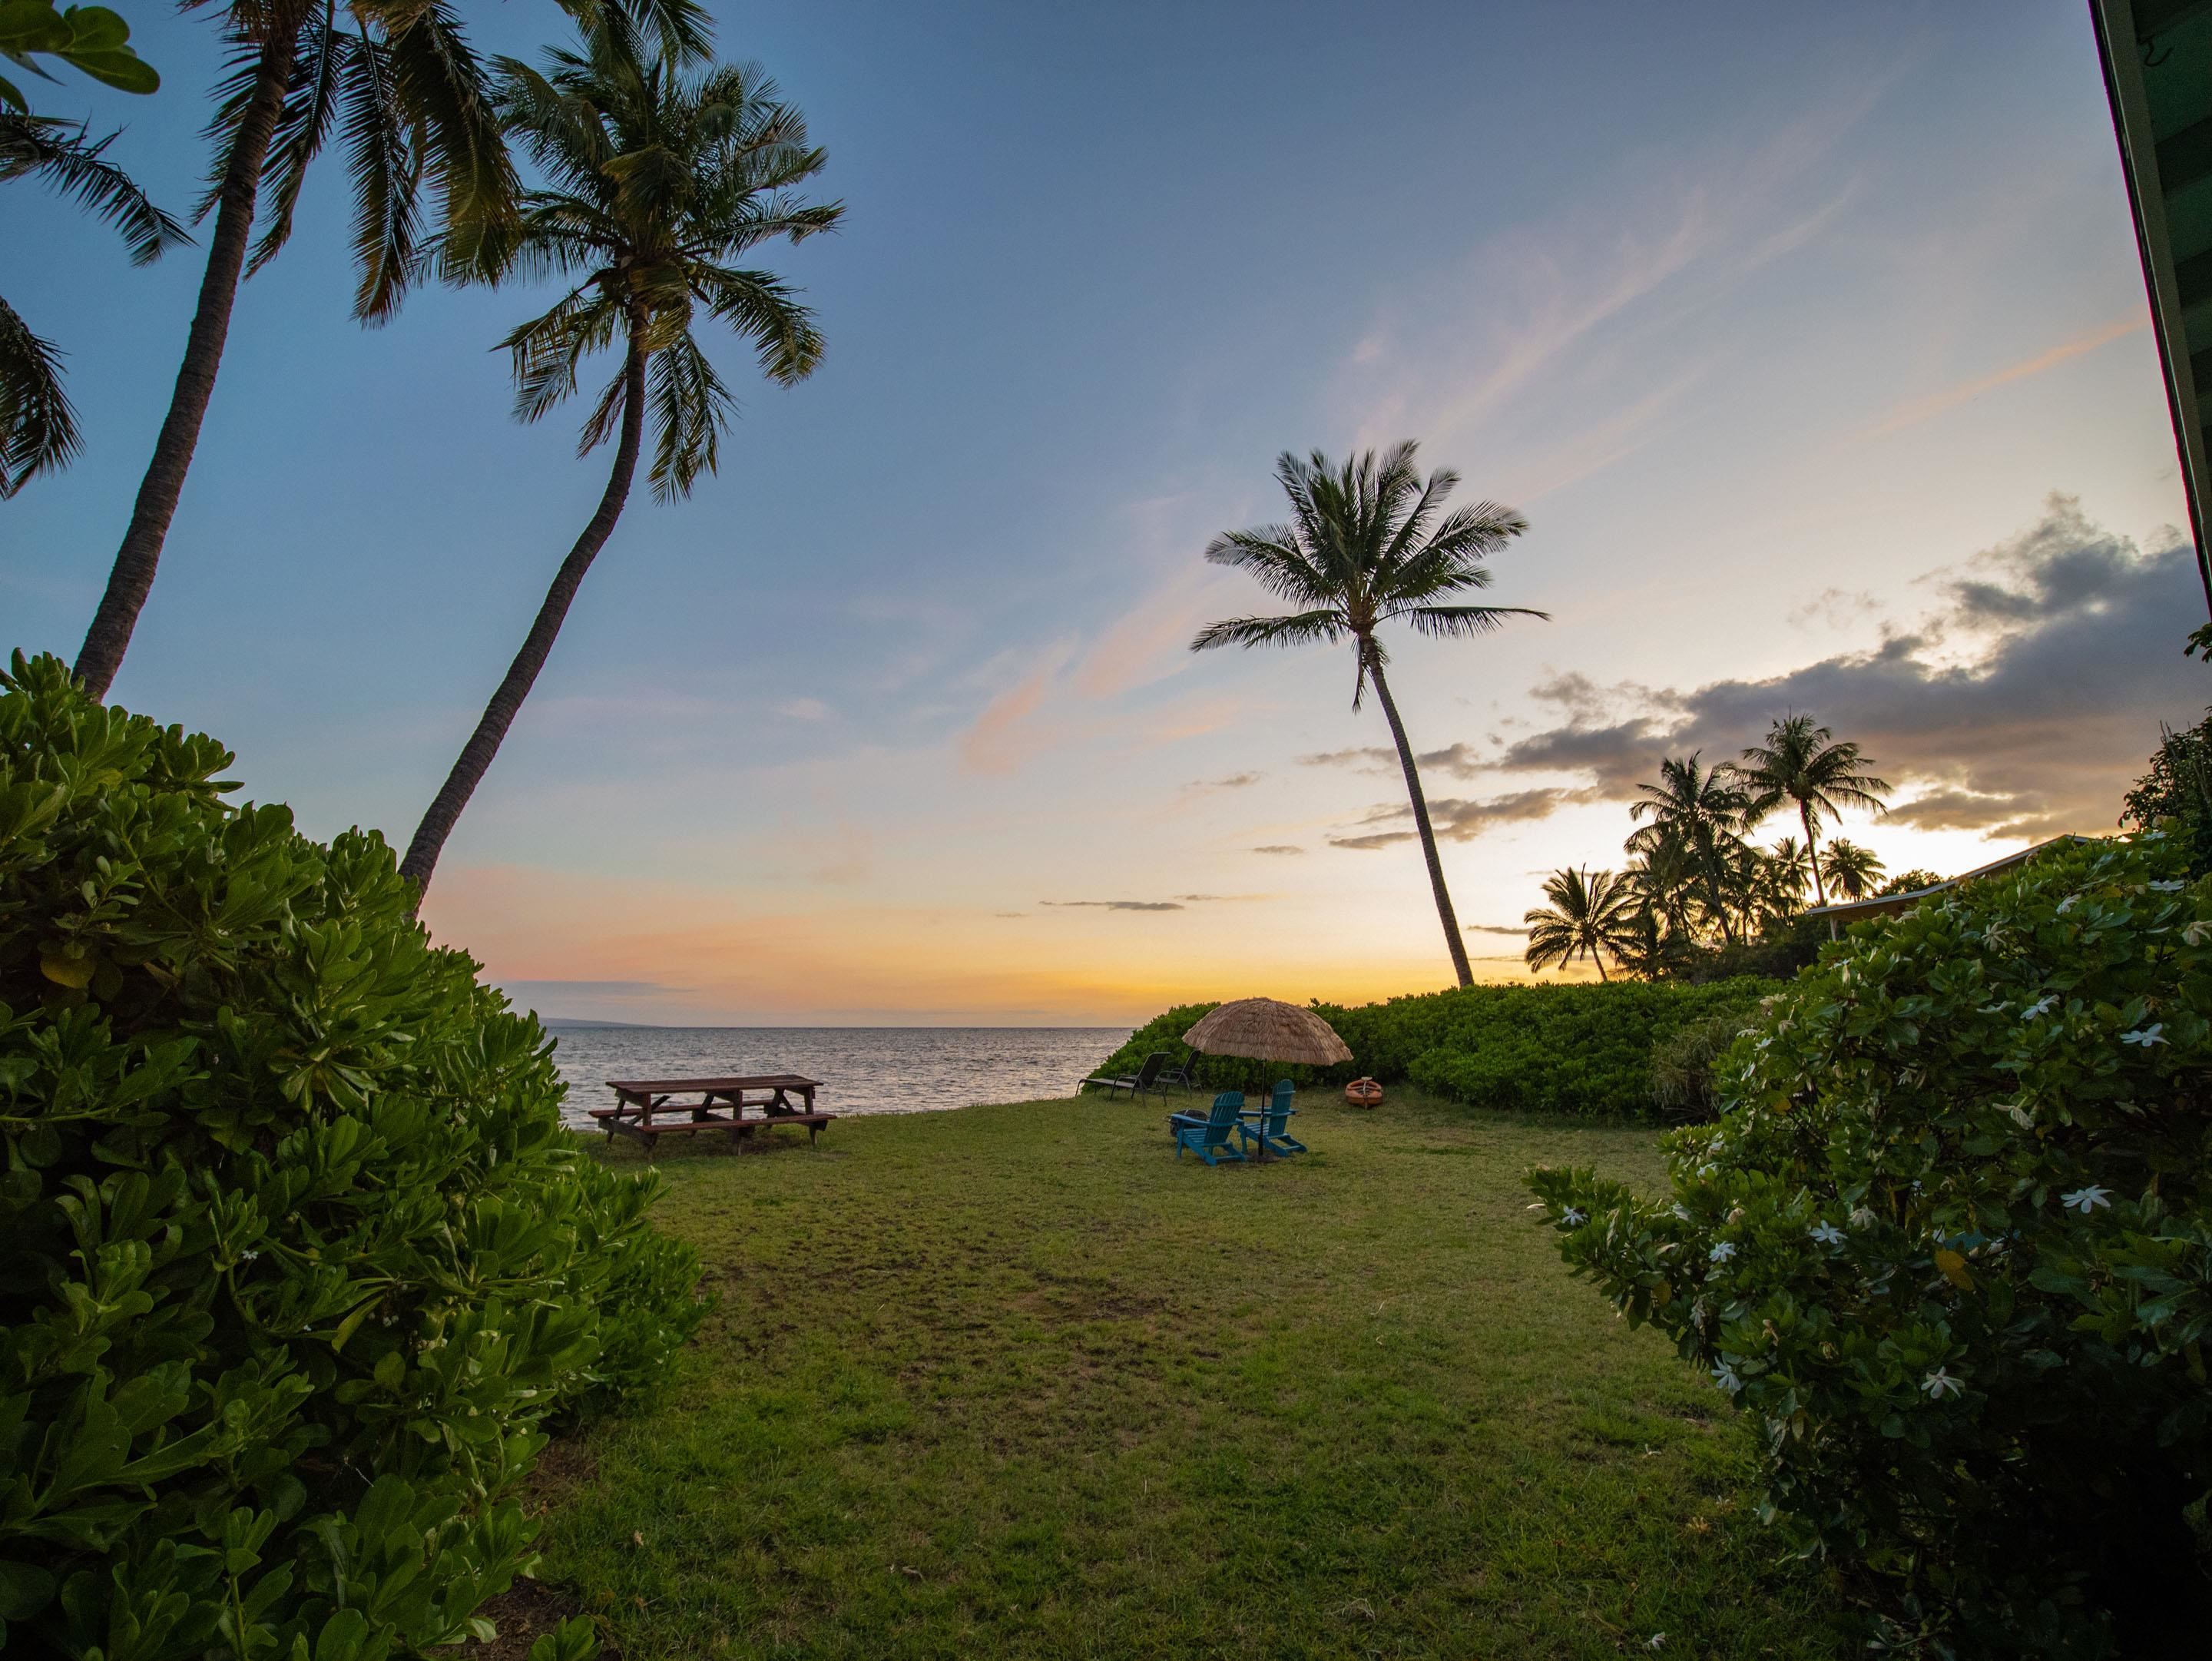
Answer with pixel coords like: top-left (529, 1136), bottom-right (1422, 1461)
top-left (1093, 978), bottom-right (1771, 1120)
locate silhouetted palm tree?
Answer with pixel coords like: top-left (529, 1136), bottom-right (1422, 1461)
top-left (1192, 443), bottom-right (1544, 986)
top-left (1739, 714), bottom-right (1891, 906)
top-left (2, 113), bottom-right (187, 492)
top-left (1525, 867), bottom-right (1638, 981)
top-left (1626, 754), bottom-right (1753, 943)
top-left (399, 16), bottom-right (839, 900)
top-left (70, 0), bottom-right (708, 698)
top-left (1818, 838), bottom-right (1885, 901)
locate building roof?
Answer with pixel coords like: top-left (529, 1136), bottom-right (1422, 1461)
top-left (2092, 0), bottom-right (2212, 609)
top-left (1801, 835), bottom-right (2094, 924)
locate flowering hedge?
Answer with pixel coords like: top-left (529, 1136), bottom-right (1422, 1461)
top-left (0, 655), bottom-right (700, 1659)
top-left (1527, 832), bottom-right (2212, 1655)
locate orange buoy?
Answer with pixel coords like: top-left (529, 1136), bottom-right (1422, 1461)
top-left (1343, 1077), bottom-right (1383, 1109)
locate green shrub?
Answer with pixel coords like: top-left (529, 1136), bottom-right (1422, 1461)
top-left (1094, 980), bottom-right (1768, 1119)
top-left (0, 655), bottom-right (704, 1659)
top-left (1528, 832), bottom-right (2212, 1656)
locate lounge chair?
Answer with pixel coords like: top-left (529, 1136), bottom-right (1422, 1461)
top-left (1237, 1080), bottom-right (1306, 1157)
top-left (1080, 1051), bottom-right (1169, 1099)
top-left (1156, 1055), bottom-right (1199, 1094)
top-left (1171, 1092), bottom-right (1247, 1165)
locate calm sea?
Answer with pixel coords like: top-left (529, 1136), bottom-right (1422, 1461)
top-left (544, 1024), bottom-right (1128, 1127)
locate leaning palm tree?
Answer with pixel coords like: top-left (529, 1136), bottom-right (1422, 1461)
top-left (1625, 754), bottom-right (1753, 945)
top-left (70, 0), bottom-right (709, 699)
top-left (397, 24), bottom-right (840, 900)
top-left (1738, 714), bottom-right (1892, 906)
top-left (1525, 867), bottom-right (1639, 981)
top-left (1817, 837), bottom-right (1884, 901)
top-left (1192, 443), bottom-right (1543, 986)
top-left (2, 112), bottom-right (188, 493)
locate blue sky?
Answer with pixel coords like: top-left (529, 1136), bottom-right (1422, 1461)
top-left (5, 2), bottom-right (2205, 1022)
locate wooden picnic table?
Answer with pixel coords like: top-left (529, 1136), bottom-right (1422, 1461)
top-left (591, 1074), bottom-right (834, 1149)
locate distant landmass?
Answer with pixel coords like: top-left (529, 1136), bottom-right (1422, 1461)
top-left (535, 1016), bottom-right (666, 1030)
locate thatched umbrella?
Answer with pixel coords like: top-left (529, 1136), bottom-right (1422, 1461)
top-left (1183, 999), bottom-right (1351, 1159)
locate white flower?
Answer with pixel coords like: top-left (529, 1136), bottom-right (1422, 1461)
top-left (1560, 1207), bottom-right (1587, 1226)
top-left (1645, 1636), bottom-right (1668, 1653)
top-left (1712, 1362), bottom-right (1743, 1395)
top-left (1671, 1202), bottom-right (1692, 1222)
top-left (1849, 1206), bottom-right (1877, 1228)
top-left (1809, 1222), bottom-right (1845, 1248)
top-left (2021, 995), bottom-right (2057, 1021)
top-left (1708, 1241), bottom-right (1736, 1264)
top-left (2149, 880), bottom-right (2184, 892)
top-left (2002, 1102), bottom-right (2035, 1129)
top-left (2061, 1185), bottom-right (2111, 1214)
top-left (2121, 1023), bottom-right (2167, 1046)
top-left (1922, 1368), bottom-right (1964, 1401)
top-left (238, 1249), bottom-right (259, 1263)
top-left (2056, 895), bottom-right (2078, 914)
top-left (2185, 920), bottom-right (2212, 947)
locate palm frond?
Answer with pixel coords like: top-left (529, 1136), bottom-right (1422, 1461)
top-left (1400, 604), bottom-right (1551, 638)
top-left (338, 27), bottom-right (419, 323)
top-left (645, 330), bottom-right (734, 499)
top-left (0, 290), bottom-right (77, 494)
top-left (248, 5), bottom-right (343, 276)
top-left (1190, 611), bottom-right (1347, 653)
top-left (0, 112), bottom-right (190, 264)
top-left (376, 0), bottom-right (513, 297)
top-left (694, 264), bottom-right (822, 384)
top-left (1200, 526), bottom-right (1334, 607)
top-left (499, 279), bottom-right (624, 423)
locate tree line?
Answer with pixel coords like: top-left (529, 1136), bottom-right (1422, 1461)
top-left (4, 0), bottom-right (837, 900)
top-left (1525, 714), bottom-right (1913, 980)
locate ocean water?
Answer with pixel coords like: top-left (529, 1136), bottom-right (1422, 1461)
top-left (545, 1024), bottom-right (1129, 1128)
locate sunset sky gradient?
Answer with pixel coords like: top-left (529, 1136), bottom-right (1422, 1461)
top-left (5, 1), bottom-right (2206, 1023)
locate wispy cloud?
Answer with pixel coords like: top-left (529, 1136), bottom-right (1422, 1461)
top-left (1250, 844), bottom-right (1305, 856)
top-left (1849, 315), bottom-right (2146, 443)
top-left (1041, 898), bottom-right (1189, 912)
top-left (1330, 787), bottom-right (1596, 850)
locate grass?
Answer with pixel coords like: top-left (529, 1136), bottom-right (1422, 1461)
top-left (530, 1088), bottom-right (1846, 1659)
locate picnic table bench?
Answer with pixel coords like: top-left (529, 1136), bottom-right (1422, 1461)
top-left (591, 1075), bottom-right (834, 1149)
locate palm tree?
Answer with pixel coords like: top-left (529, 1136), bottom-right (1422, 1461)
top-left (1192, 444), bottom-right (1543, 986)
top-left (1818, 838), bottom-right (1884, 901)
top-left (1738, 714), bottom-right (1892, 907)
top-left (1625, 754), bottom-right (1753, 943)
top-left (2, 113), bottom-right (188, 493)
top-left (1525, 867), bottom-right (1639, 981)
top-left (69, 0), bottom-right (705, 698)
top-left (396, 22), bottom-right (840, 900)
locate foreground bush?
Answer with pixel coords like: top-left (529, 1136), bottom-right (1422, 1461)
top-left (1528, 833), bottom-right (2212, 1656)
top-left (1096, 980), bottom-right (1767, 1119)
top-left (0, 655), bottom-right (702, 1659)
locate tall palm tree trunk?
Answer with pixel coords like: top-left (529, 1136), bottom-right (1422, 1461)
top-left (1800, 800), bottom-right (1828, 906)
top-left (1699, 836), bottom-right (1737, 946)
top-left (399, 331), bottom-right (649, 904)
top-left (72, 22), bottom-right (300, 700)
top-left (1364, 646), bottom-right (1473, 987)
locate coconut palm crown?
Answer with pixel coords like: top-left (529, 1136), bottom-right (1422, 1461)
top-left (1525, 867), bottom-right (1639, 981)
top-left (1191, 443), bottom-right (1545, 986)
top-left (1625, 753), bottom-right (1753, 944)
top-left (397, 18), bottom-right (841, 898)
top-left (1738, 713), bottom-right (1891, 905)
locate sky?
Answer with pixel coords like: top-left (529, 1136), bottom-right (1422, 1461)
top-left (5, 1), bottom-right (2208, 1025)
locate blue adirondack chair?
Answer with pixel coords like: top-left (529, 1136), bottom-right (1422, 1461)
top-left (1237, 1080), bottom-right (1306, 1157)
top-left (1171, 1092), bottom-right (1247, 1165)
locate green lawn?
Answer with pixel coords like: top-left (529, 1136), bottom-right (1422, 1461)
top-left (525, 1089), bottom-right (1846, 1659)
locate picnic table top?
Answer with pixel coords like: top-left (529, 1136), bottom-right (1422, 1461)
top-left (607, 1075), bottom-right (823, 1094)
